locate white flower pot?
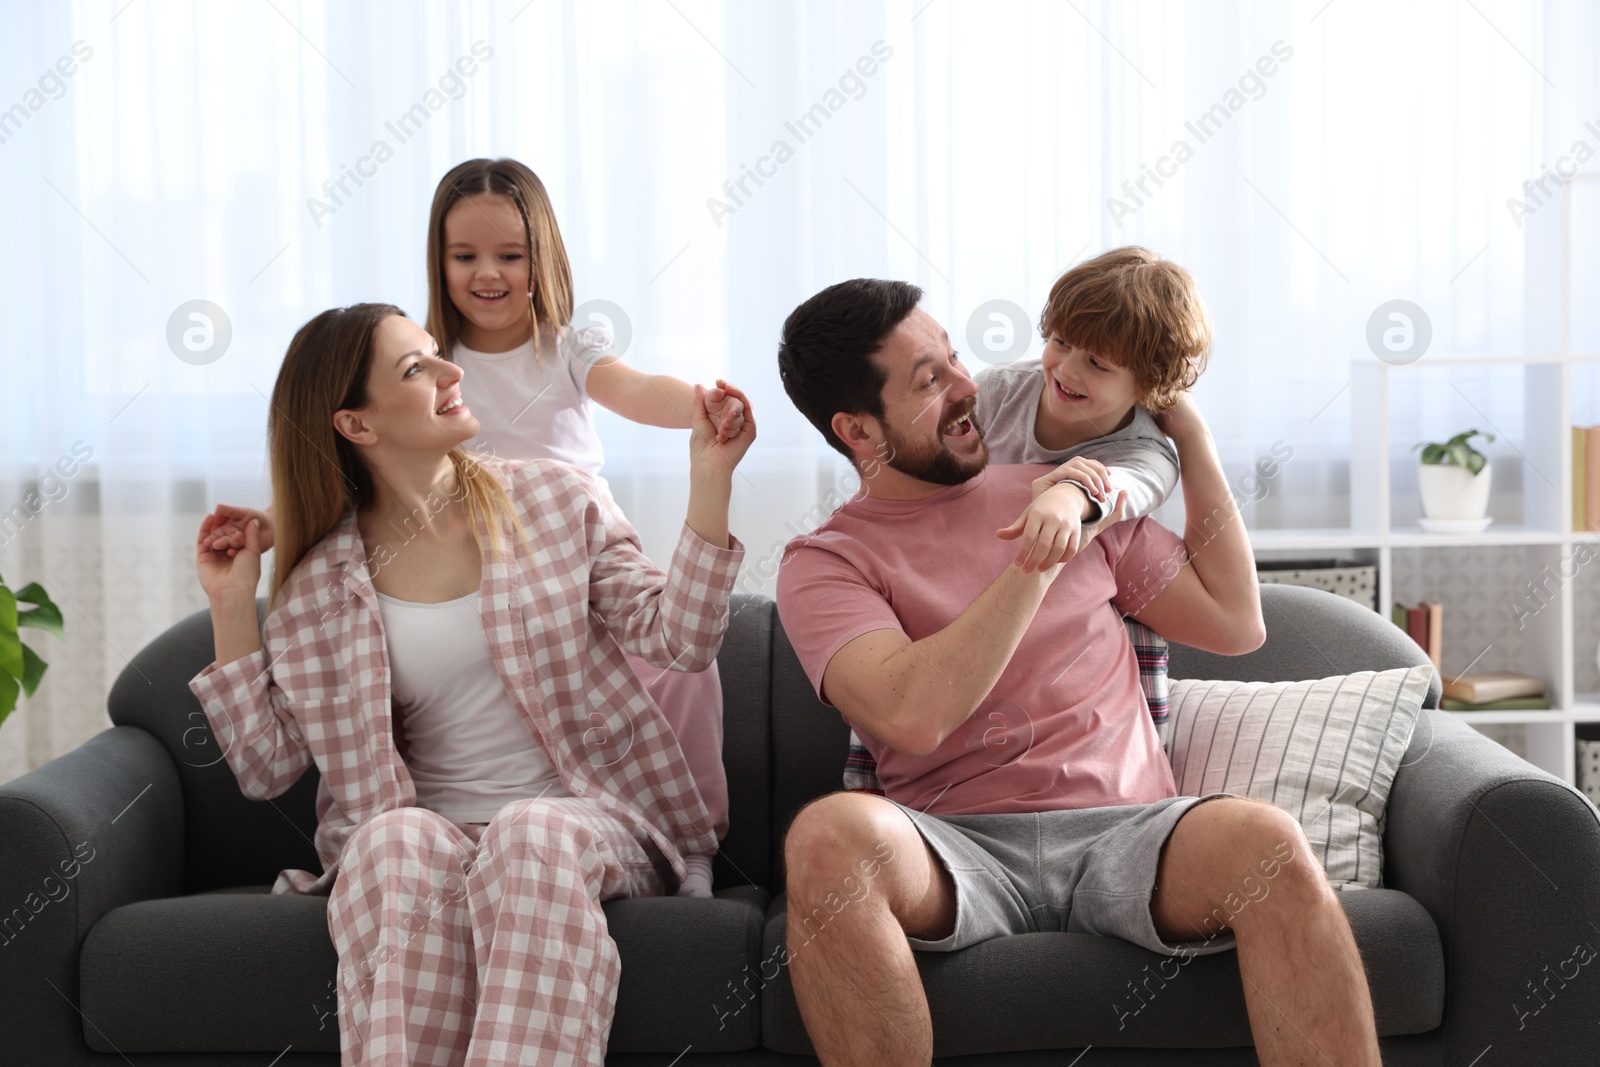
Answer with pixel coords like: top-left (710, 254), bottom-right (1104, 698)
top-left (1418, 461), bottom-right (1491, 520)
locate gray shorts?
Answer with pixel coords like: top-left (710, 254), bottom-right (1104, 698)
top-left (893, 793), bottom-right (1240, 957)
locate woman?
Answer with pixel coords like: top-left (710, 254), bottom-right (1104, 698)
top-left (191, 303), bottom-right (752, 1065)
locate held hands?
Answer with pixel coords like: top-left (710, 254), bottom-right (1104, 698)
top-left (997, 486), bottom-right (1129, 574)
top-left (196, 508), bottom-right (268, 601)
top-left (995, 454), bottom-right (1115, 571)
top-left (689, 379), bottom-right (755, 475)
top-left (201, 504), bottom-right (275, 556)
top-left (702, 382), bottom-right (747, 444)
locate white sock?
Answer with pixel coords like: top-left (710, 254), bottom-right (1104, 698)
top-left (676, 853), bottom-right (715, 898)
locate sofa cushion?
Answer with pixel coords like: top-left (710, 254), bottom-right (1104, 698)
top-left (107, 604), bottom-right (327, 894)
top-left (80, 887), bottom-right (339, 1053)
top-left (1165, 666), bottom-right (1433, 889)
top-left (757, 887), bottom-right (1443, 1057)
top-left (715, 593), bottom-right (777, 892)
top-left (80, 885), bottom-right (770, 1055)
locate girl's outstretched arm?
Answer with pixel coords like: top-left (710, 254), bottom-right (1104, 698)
top-left (585, 357), bottom-right (746, 441)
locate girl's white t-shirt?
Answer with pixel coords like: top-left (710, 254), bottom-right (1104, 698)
top-left (452, 325), bottom-right (614, 475)
top-left (377, 587), bottom-right (571, 824)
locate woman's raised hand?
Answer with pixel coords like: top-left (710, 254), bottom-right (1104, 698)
top-left (702, 382), bottom-right (747, 444)
top-left (201, 504), bottom-right (276, 556)
top-left (196, 508), bottom-right (266, 602)
top-left (689, 379), bottom-right (756, 475)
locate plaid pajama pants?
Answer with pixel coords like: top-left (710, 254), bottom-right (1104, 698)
top-left (328, 797), bottom-right (664, 1067)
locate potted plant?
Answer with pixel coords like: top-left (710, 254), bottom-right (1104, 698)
top-left (1412, 428), bottom-right (1494, 530)
top-left (0, 573), bottom-right (63, 727)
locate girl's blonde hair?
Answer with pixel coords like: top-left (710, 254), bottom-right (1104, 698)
top-left (424, 158), bottom-right (574, 362)
top-left (266, 303), bottom-right (522, 611)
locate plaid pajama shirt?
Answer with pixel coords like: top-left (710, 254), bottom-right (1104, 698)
top-left (842, 615), bottom-right (1170, 791)
top-left (190, 457), bottom-right (743, 1066)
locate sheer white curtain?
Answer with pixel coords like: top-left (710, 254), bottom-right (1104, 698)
top-left (2, 0), bottom-right (1585, 774)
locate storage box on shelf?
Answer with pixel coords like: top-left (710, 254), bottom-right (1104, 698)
top-left (1243, 353), bottom-right (1600, 786)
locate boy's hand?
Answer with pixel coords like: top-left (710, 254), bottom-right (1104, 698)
top-left (1150, 391), bottom-right (1203, 441)
top-left (703, 379), bottom-right (747, 444)
top-left (996, 487), bottom-right (1129, 573)
top-left (1032, 455), bottom-right (1111, 504)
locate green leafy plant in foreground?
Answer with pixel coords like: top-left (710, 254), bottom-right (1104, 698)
top-left (0, 574), bottom-right (63, 726)
top-left (1412, 428), bottom-right (1495, 477)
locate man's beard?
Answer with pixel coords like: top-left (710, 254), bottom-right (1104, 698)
top-left (880, 399), bottom-right (989, 487)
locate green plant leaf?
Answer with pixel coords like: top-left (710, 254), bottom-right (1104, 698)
top-left (1419, 443), bottom-right (1447, 465)
top-left (0, 671), bottom-right (17, 727)
top-left (15, 582), bottom-right (63, 639)
top-left (1446, 442), bottom-right (1474, 469)
top-left (1445, 429), bottom-right (1479, 448)
top-left (1466, 450), bottom-right (1487, 476)
top-left (20, 644), bottom-right (45, 697)
top-left (0, 586), bottom-right (21, 681)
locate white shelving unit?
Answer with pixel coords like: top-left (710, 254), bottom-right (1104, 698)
top-left (1249, 353), bottom-right (1600, 786)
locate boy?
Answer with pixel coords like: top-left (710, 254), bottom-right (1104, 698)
top-left (989, 245), bottom-right (1213, 571)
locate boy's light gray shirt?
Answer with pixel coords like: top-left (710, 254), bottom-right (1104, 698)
top-left (974, 359), bottom-right (1180, 522)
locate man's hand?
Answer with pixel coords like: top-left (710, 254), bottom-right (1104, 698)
top-left (997, 488), bottom-right (1129, 573)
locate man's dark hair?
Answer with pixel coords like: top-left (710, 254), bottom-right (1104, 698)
top-left (777, 278), bottom-right (924, 459)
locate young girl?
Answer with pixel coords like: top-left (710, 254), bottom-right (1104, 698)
top-left (193, 303), bottom-right (753, 1064)
top-left (425, 157), bottom-right (741, 897)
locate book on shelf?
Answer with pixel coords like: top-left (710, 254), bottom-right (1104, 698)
top-left (1425, 602), bottom-right (1441, 671)
top-left (1576, 424), bottom-right (1600, 533)
top-left (1405, 604), bottom-right (1427, 649)
top-left (1577, 426), bottom-right (1590, 533)
top-left (1588, 426), bottom-right (1600, 533)
top-left (1442, 671), bottom-right (1547, 703)
top-left (1391, 601), bottom-right (1442, 672)
top-left (1441, 696), bottom-right (1552, 711)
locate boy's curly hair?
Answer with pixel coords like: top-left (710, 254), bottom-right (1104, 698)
top-left (1037, 246), bottom-right (1211, 412)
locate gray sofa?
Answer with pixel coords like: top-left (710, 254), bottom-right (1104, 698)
top-left (4, 584), bottom-right (1599, 1065)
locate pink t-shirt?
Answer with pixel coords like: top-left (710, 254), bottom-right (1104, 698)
top-left (775, 463), bottom-right (1189, 816)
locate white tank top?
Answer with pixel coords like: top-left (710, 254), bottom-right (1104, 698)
top-left (376, 588), bottom-right (570, 823)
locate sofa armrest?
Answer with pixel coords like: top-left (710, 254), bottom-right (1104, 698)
top-left (1384, 708), bottom-right (1600, 1064)
top-left (0, 726), bottom-right (183, 1067)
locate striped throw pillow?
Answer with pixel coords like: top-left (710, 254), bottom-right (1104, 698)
top-left (1165, 666), bottom-right (1433, 889)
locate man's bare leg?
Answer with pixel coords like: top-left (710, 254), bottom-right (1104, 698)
top-left (783, 792), bottom-right (955, 1067)
top-left (1151, 797), bottom-right (1381, 1067)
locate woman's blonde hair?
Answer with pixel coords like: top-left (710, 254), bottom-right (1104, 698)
top-left (1037, 246), bottom-right (1212, 412)
top-left (266, 303), bottom-right (522, 611)
top-left (424, 158), bottom-right (574, 363)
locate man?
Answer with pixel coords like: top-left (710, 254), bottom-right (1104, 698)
top-left (773, 278), bottom-right (1380, 1066)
